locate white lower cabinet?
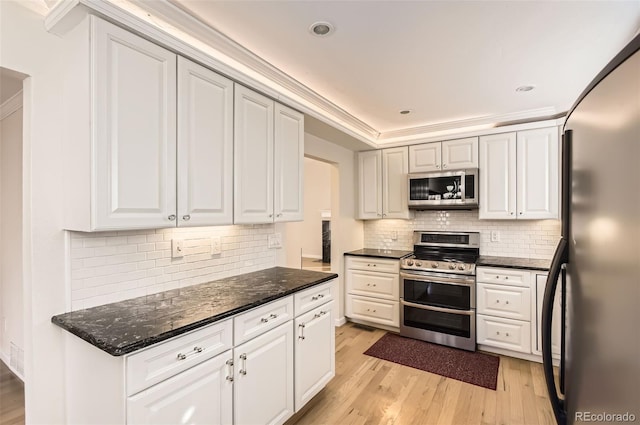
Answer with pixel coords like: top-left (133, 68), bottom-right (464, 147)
top-left (234, 322), bottom-right (294, 425)
top-left (534, 273), bottom-right (562, 358)
top-left (477, 315), bottom-right (532, 353)
top-left (127, 350), bottom-right (233, 425)
top-left (294, 301), bottom-right (335, 410)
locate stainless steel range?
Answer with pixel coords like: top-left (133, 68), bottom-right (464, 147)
top-left (400, 231), bottom-right (480, 351)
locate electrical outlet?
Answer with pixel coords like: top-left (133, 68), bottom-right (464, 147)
top-left (391, 231), bottom-right (398, 241)
top-left (172, 239), bottom-right (184, 258)
top-left (268, 233), bottom-right (282, 249)
top-left (491, 231), bottom-right (500, 242)
top-left (211, 236), bottom-right (221, 255)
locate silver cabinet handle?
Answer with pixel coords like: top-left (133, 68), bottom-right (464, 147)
top-left (176, 353), bottom-right (186, 360)
top-left (443, 164), bottom-right (447, 169)
top-left (436, 164), bottom-right (440, 169)
top-left (505, 276), bottom-right (509, 280)
top-left (276, 213), bottom-right (282, 217)
top-left (194, 346), bottom-right (203, 353)
top-left (496, 300), bottom-right (500, 303)
top-left (239, 354), bottom-right (247, 375)
top-left (226, 359), bottom-right (234, 381)
top-left (261, 317), bottom-right (269, 323)
top-left (182, 215), bottom-right (191, 221)
top-left (168, 214), bottom-right (176, 221)
top-left (298, 323), bottom-right (306, 340)
top-left (270, 313), bottom-right (278, 319)
top-left (505, 301), bottom-right (509, 305)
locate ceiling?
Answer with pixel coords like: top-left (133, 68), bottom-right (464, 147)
top-left (168, 0), bottom-right (640, 145)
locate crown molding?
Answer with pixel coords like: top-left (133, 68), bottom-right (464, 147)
top-left (0, 91), bottom-right (23, 121)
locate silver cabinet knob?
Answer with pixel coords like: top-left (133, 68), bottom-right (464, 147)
top-left (443, 164), bottom-right (447, 168)
top-left (276, 213), bottom-right (282, 217)
top-left (168, 214), bottom-right (176, 221)
top-left (269, 214), bottom-right (273, 218)
top-left (436, 164), bottom-right (440, 169)
top-left (182, 215), bottom-right (191, 221)
top-left (519, 212), bottom-right (523, 215)
top-left (510, 212), bottom-right (514, 215)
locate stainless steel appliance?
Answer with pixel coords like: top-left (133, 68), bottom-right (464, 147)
top-left (408, 169), bottom-right (478, 209)
top-left (400, 231), bottom-right (480, 351)
top-left (542, 34), bottom-right (640, 424)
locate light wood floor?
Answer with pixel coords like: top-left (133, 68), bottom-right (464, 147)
top-left (287, 323), bottom-right (556, 425)
top-left (301, 257), bottom-right (332, 272)
top-left (0, 361), bottom-right (24, 425)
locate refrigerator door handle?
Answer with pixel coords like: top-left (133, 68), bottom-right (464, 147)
top-left (560, 264), bottom-right (567, 395)
top-left (543, 238), bottom-right (568, 425)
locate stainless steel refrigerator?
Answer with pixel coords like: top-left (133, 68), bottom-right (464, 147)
top-left (542, 33), bottom-right (640, 424)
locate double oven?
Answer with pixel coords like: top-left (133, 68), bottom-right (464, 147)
top-left (400, 231), bottom-right (479, 351)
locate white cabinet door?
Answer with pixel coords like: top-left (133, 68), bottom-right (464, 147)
top-left (442, 137), bottom-right (478, 170)
top-left (274, 103), bottom-right (304, 222)
top-left (234, 322), bottom-right (294, 425)
top-left (382, 147), bottom-right (410, 219)
top-left (534, 274), bottom-right (562, 358)
top-left (479, 132), bottom-right (517, 219)
top-left (408, 142), bottom-right (441, 172)
top-left (234, 84), bottom-right (274, 224)
top-left (294, 301), bottom-right (335, 411)
top-left (177, 57), bottom-right (233, 227)
top-left (93, 18), bottom-right (177, 230)
top-left (516, 128), bottom-right (560, 219)
top-left (127, 350), bottom-right (233, 425)
top-left (357, 150), bottom-right (382, 219)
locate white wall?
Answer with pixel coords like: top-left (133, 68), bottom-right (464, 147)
top-left (277, 132), bottom-right (364, 323)
top-left (0, 100), bottom-right (24, 377)
top-left (1, 1), bottom-right (68, 422)
top-left (364, 211), bottom-right (561, 259)
top-left (301, 157), bottom-right (331, 258)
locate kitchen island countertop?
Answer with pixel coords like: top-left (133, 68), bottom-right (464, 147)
top-left (52, 267), bottom-right (337, 356)
top-left (476, 256), bottom-right (551, 271)
top-left (344, 248), bottom-right (413, 260)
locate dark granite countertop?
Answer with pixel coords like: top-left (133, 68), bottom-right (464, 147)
top-left (344, 249), bottom-right (413, 260)
top-left (52, 267), bottom-right (337, 357)
top-left (477, 256), bottom-right (551, 271)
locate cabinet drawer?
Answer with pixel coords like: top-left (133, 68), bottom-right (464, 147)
top-left (346, 295), bottom-right (399, 327)
top-left (346, 270), bottom-right (399, 300)
top-left (477, 314), bottom-right (531, 353)
top-left (126, 319), bottom-right (232, 396)
top-left (476, 267), bottom-right (530, 287)
top-left (234, 296), bottom-right (294, 345)
top-left (294, 280), bottom-right (335, 316)
top-left (477, 283), bottom-right (531, 320)
top-left (346, 256), bottom-right (399, 274)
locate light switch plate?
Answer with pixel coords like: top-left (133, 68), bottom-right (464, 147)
top-left (490, 231), bottom-right (500, 242)
top-left (391, 231), bottom-right (398, 240)
top-left (268, 233), bottom-right (282, 249)
top-left (172, 239), bottom-right (184, 258)
top-left (211, 236), bottom-right (221, 255)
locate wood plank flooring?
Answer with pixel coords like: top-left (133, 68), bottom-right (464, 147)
top-left (0, 361), bottom-right (24, 425)
top-left (287, 323), bottom-right (556, 425)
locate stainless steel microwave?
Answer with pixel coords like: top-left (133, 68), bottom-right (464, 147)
top-left (408, 169), bottom-right (479, 209)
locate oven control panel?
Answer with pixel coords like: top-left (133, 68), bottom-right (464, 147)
top-left (401, 257), bottom-right (476, 275)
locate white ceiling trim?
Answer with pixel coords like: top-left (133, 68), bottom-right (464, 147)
top-left (0, 91), bottom-right (23, 121)
top-left (44, 0), bottom-right (566, 148)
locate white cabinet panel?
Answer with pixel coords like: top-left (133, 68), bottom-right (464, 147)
top-left (177, 57), bottom-right (233, 226)
top-left (274, 103), bottom-right (304, 222)
top-left (534, 274), bottom-right (562, 358)
top-left (357, 150), bottom-right (383, 219)
top-left (234, 84), bottom-right (274, 224)
top-left (346, 270), bottom-right (399, 300)
top-left (345, 256), bottom-right (400, 274)
top-left (294, 280), bottom-right (335, 316)
top-left (442, 137), bottom-right (478, 169)
top-left (127, 351), bottom-right (233, 425)
top-left (477, 315), bottom-right (531, 353)
top-left (479, 132), bottom-right (517, 219)
top-left (346, 295), bottom-right (399, 327)
top-left (476, 267), bottom-right (531, 288)
top-left (93, 18), bottom-right (177, 230)
top-left (294, 302), bottom-right (335, 411)
top-left (408, 142), bottom-right (441, 172)
top-left (477, 282), bottom-right (531, 321)
top-left (233, 296), bottom-right (294, 346)
top-left (382, 146), bottom-right (410, 219)
top-left (234, 322), bottom-right (294, 425)
top-left (517, 128), bottom-right (560, 219)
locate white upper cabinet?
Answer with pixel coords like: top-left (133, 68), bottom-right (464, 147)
top-left (408, 142), bottom-right (441, 172)
top-left (234, 84), bottom-right (304, 224)
top-left (357, 150), bottom-right (383, 219)
top-left (408, 137), bottom-right (478, 173)
top-left (516, 128), bottom-right (559, 219)
top-left (358, 148), bottom-right (410, 220)
top-left (274, 104), bottom-right (304, 222)
top-left (382, 147), bottom-right (410, 219)
top-left (441, 137), bottom-right (479, 170)
top-left (234, 85), bottom-right (275, 224)
top-left (479, 128), bottom-right (559, 220)
top-left (479, 133), bottom-right (517, 219)
top-left (177, 57), bottom-right (234, 227)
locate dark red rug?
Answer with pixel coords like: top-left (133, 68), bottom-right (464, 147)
top-left (364, 333), bottom-right (500, 390)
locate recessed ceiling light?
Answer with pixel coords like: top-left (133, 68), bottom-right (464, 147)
top-left (399, 110), bottom-right (412, 115)
top-left (309, 21), bottom-right (334, 37)
top-left (516, 85), bottom-right (536, 92)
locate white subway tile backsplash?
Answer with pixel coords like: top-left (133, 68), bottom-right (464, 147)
top-left (69, 224), bottom-right (277, 310)
top-left (364, 210), bottom-right (560, 259)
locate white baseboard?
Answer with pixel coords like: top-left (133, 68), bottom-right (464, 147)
top-left (0, 350), bottom-right (24, 382)
top-left (335, 316), bottom-right (347, 327)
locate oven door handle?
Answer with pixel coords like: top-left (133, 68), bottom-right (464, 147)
top-left (400, 272), bottom-right (475, 287)
top-left (401, 300), bottom-right (474, 316)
